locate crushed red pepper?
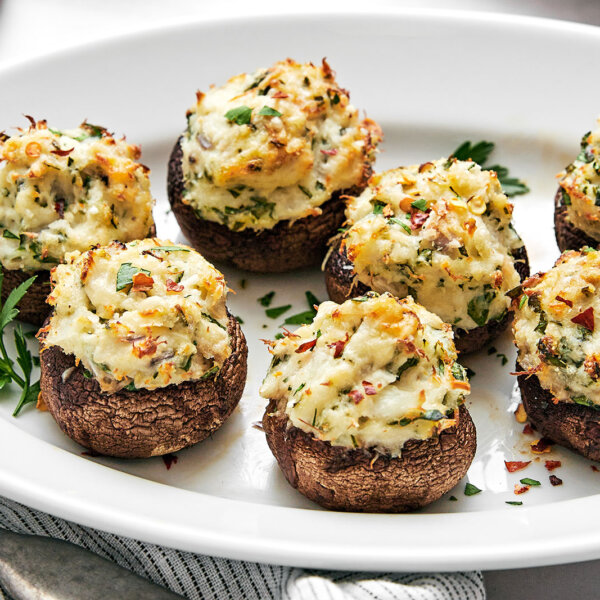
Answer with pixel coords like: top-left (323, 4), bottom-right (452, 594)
top-left (549, 475), bottom-right (563, 486)
top-left (544, 460), bottom-right (561, 471)
top-left (571, 307), bottom-right (594, 332)
top-left (162, 453), bottom-right (178, 470)
top-left (348, 389), bottom-right (364, 404)
top-left (505, 460), bottom-right (531, 473)
top-left (531, 438), bottom-right (554, 454)
top-left (295, 339), bottom-right (318, 354)
top-left (362, 381), bottom-right (377, 396)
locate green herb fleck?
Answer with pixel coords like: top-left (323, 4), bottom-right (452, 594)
top-left (2, 230), bottom-right (19, 240)
top-left (225, 106), bottom-right (252, 125)
top-left (520, 478), bottom-right (540, 486)
top-left (372, 200), bottom-right (386, 215)
top-left (284, 310), bottom-right (315, 325)
top-left (258, 291), bottom-right (276, 307)
top-left (449, 496), bottom-right (458, 501)
top-left (411, 198), bottom-right (428, 212)
top-left (298, 185), bottom-right (312, 198)
top-left (505, 501), bottom-right (523, 506)
top-left (147, 245), bottom-right (190, 253)
top-left (115, 263), bottom-right (151, 292)
top-left (464, 483), bottom-right (482, 496)
top-left (519, 295), bottom-right (528, 309)
top-left (305, 291), bottom-right (320, 310)
top-left (201, 312), bottom-right (227, 330)
top-left (258, 106), bottom-right (282, 117)
top-left (396, 357), bottom-right (419, 380)
top-left (266, 305), bottom-right (291, 319)
top-left (200, 365), bottom-right (220, 380)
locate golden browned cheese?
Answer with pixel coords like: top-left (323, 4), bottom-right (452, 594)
top-left (0, 120), bottom-right (155, 271)
top-left (41, 239), bottom-right (231, 393)
top-left (181, 58), bottom-right (381, 230)
top-left (260, 293), bottom-right (469, 455)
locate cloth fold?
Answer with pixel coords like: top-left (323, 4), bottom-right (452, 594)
top-left (0, 496), bottom-right (484, 600)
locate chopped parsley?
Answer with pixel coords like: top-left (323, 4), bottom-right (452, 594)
top-left (225, 106), bottom-right (253, 125)
top-left (147, 246), bottom-right (190, 253)
top-left (266, 305), bottom-right (291, 319)
top-left (258, 291), bottom-right (275, 307)
top-left (505, 501), bottom-right (523, 506)
top-left (520, 478), bottom-right (541, 486)
top-left (464, 483), bottom-right (482, 496)
top-left (410, 198), bottom-right (428, 212)
top-left (116, 263), bottom-right (151, 292)
top-left (284, 310), bottom-right (316, 325)
top-left (258, 106), bottom-right (282, 117)
top-left (396, 357), bottom-right (418, 379)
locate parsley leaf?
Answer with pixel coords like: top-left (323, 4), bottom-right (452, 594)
top-left (464, 483), bottom-right (482, 496)
top-left (266, 305), bottom-right (291, 319)
top-left (116, 263), bottom-right (151, 292)
top-left (258, 106), bottom-right (282, 117)
top-left (410, 198), bottom-right (428, 212)
top-left (258, 291), bottom-right (275, 307)
top-left (451, 140), bottom-right (495, 165)
top-left (0, 273), bottom-right (40, 416)
top-left (520, 477), bottom-right (541, 486)
top-left (225, 106), bottom-right (253, 125)
top-left (284, 310), bottom-right (316, 325)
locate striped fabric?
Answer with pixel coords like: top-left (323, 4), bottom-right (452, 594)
top-left (0, 496), bottom-right (484, 599)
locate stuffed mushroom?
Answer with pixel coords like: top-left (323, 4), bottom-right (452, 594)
top-left (0, 118), bottom-right (155, 325)
top-left (513, 248), bottom-right (600, 461)
top-left (555, 121), bottom-right (600, 252)
top-left (260, 292), bottom-right (476, 512)
top-left (167, 58), bottom-right (381, 272)
top-left (38, 238), bottom-right (247, 458)
top-left (325, 159), bottom-right (530, 354)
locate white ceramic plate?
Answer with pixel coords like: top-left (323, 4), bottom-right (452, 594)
top-left (1, 9), bottom-right (600, 571)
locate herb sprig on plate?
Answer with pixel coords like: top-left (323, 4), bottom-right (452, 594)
top-left (0, 274), bottom-right (40, 416)
top-left (449, 140), bottom-right (529, 197)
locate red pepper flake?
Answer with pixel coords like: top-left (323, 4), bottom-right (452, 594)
top-left (320, 148), bottom-right (338, 156)
top-left (362, 381), bottom-right (377, 396)
top-left (514, 484), bottom-right (530, 495)
top-left (555, 295), bottom-right (573, 308)
top-left (410, 209), bottom-right (430, 230)
top-left (571, 307), bottom-right (594, 332)
top-left (549, 475), bottom-right (563, 486)
top-left (530, 437), bottom-right (554, 454)
top-left (54, 198), bottom-right (65, 218)
top-left (327, 334), bottom-right (348, 358)
top-left (166, 279), bottom-right (184, 293)
top-left (272, 91), bottom-right (289, 98)
top-left (51, 147), bottom-right (74, 157)
top-left (591, 465), bottom-right (599, 473)
top-left (504, 460), bottom-right (531, 473)
top-left (544, 460), bottom-right (561, 471)
top-left (295, 339), bottom-right (317, 353)
top-left (131, 272), bottom-right (154, 293)
top-left (24, 114), bottom-right (36, 128)
top-left (132, 336), bottom-right (161, 358)
top-left (162, 453), bottom-right (178, 470)
top-left (348, 389), bottom-right (364, 404)
top-left (523, 423), bottom-right (534, 435)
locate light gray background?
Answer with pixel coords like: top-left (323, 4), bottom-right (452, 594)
top-left (0, 1), bottom-right (598, 598)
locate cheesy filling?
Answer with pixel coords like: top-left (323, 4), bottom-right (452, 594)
top-left (342, 159), bottom-right (524, 330)
top-left (513, 249), bottom-right (600, 407)
top-left (0, 119), bottom-right (155, 271)
top-left (181, 58), bottom-right (381, 231)
top-left (260, 293), bottom-right (470, 455)
top-left (41, 239), bottom-right (231, 393)
top-left (559, 122), bottom-right (600, 240)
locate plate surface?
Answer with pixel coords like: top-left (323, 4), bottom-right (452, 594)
top-left (1, 9), bottom-right (600, 571)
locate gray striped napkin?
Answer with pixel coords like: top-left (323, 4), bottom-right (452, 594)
top-left (0, 496), bottom-right (484, 599)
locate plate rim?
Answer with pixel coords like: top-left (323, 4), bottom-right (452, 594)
top-left (1, 8), bottom-right (600, 571)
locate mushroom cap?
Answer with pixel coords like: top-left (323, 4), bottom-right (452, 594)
top-left (262, 400), bottom-right (476, 512)
top-left (517, 362), bottom-right (600, 461)
top-left (554, 186), bottom-right (599, 252)
top-left (324, 244), bottom-right (530, 355)
top-left (167, 137), bottom-right (371, 273)
top-left (40, 312), bottom-right (247, 458)
top-left (1, 267), bottom-right (51, 326)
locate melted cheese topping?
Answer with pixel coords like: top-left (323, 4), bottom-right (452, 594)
top-left (342, 159), bottom-right (524, 330)
top-left (181, 58), bottom-right (381, 231)
top-left (41, 238), bottom-right (231, 393)
top-left (260, 293), bottom-right (470, 455)
top-left (514, 249), bottom-right (600, 407)
top-left (559, 122), bottom-right (600, 240)
top-left (0, 120), bottom-right (155, 271)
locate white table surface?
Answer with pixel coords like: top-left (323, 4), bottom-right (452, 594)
top-left (1, 1), bottom-right (599, 598)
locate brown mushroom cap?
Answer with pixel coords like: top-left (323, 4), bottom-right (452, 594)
top-left (1, 267), bottom-right (51, 326)
top-left (167, 138), bottom-right (371, 273)
top-left (324, 244), bottom-right (530, 354)
top-left (262, 400), bottom-right (476, 512)
top-left (554, 186), bottom-right (599, 252)
top-left (39, 312), bottom-right (247, 458)
top-left (517, 362), bottom-right (600, 461)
